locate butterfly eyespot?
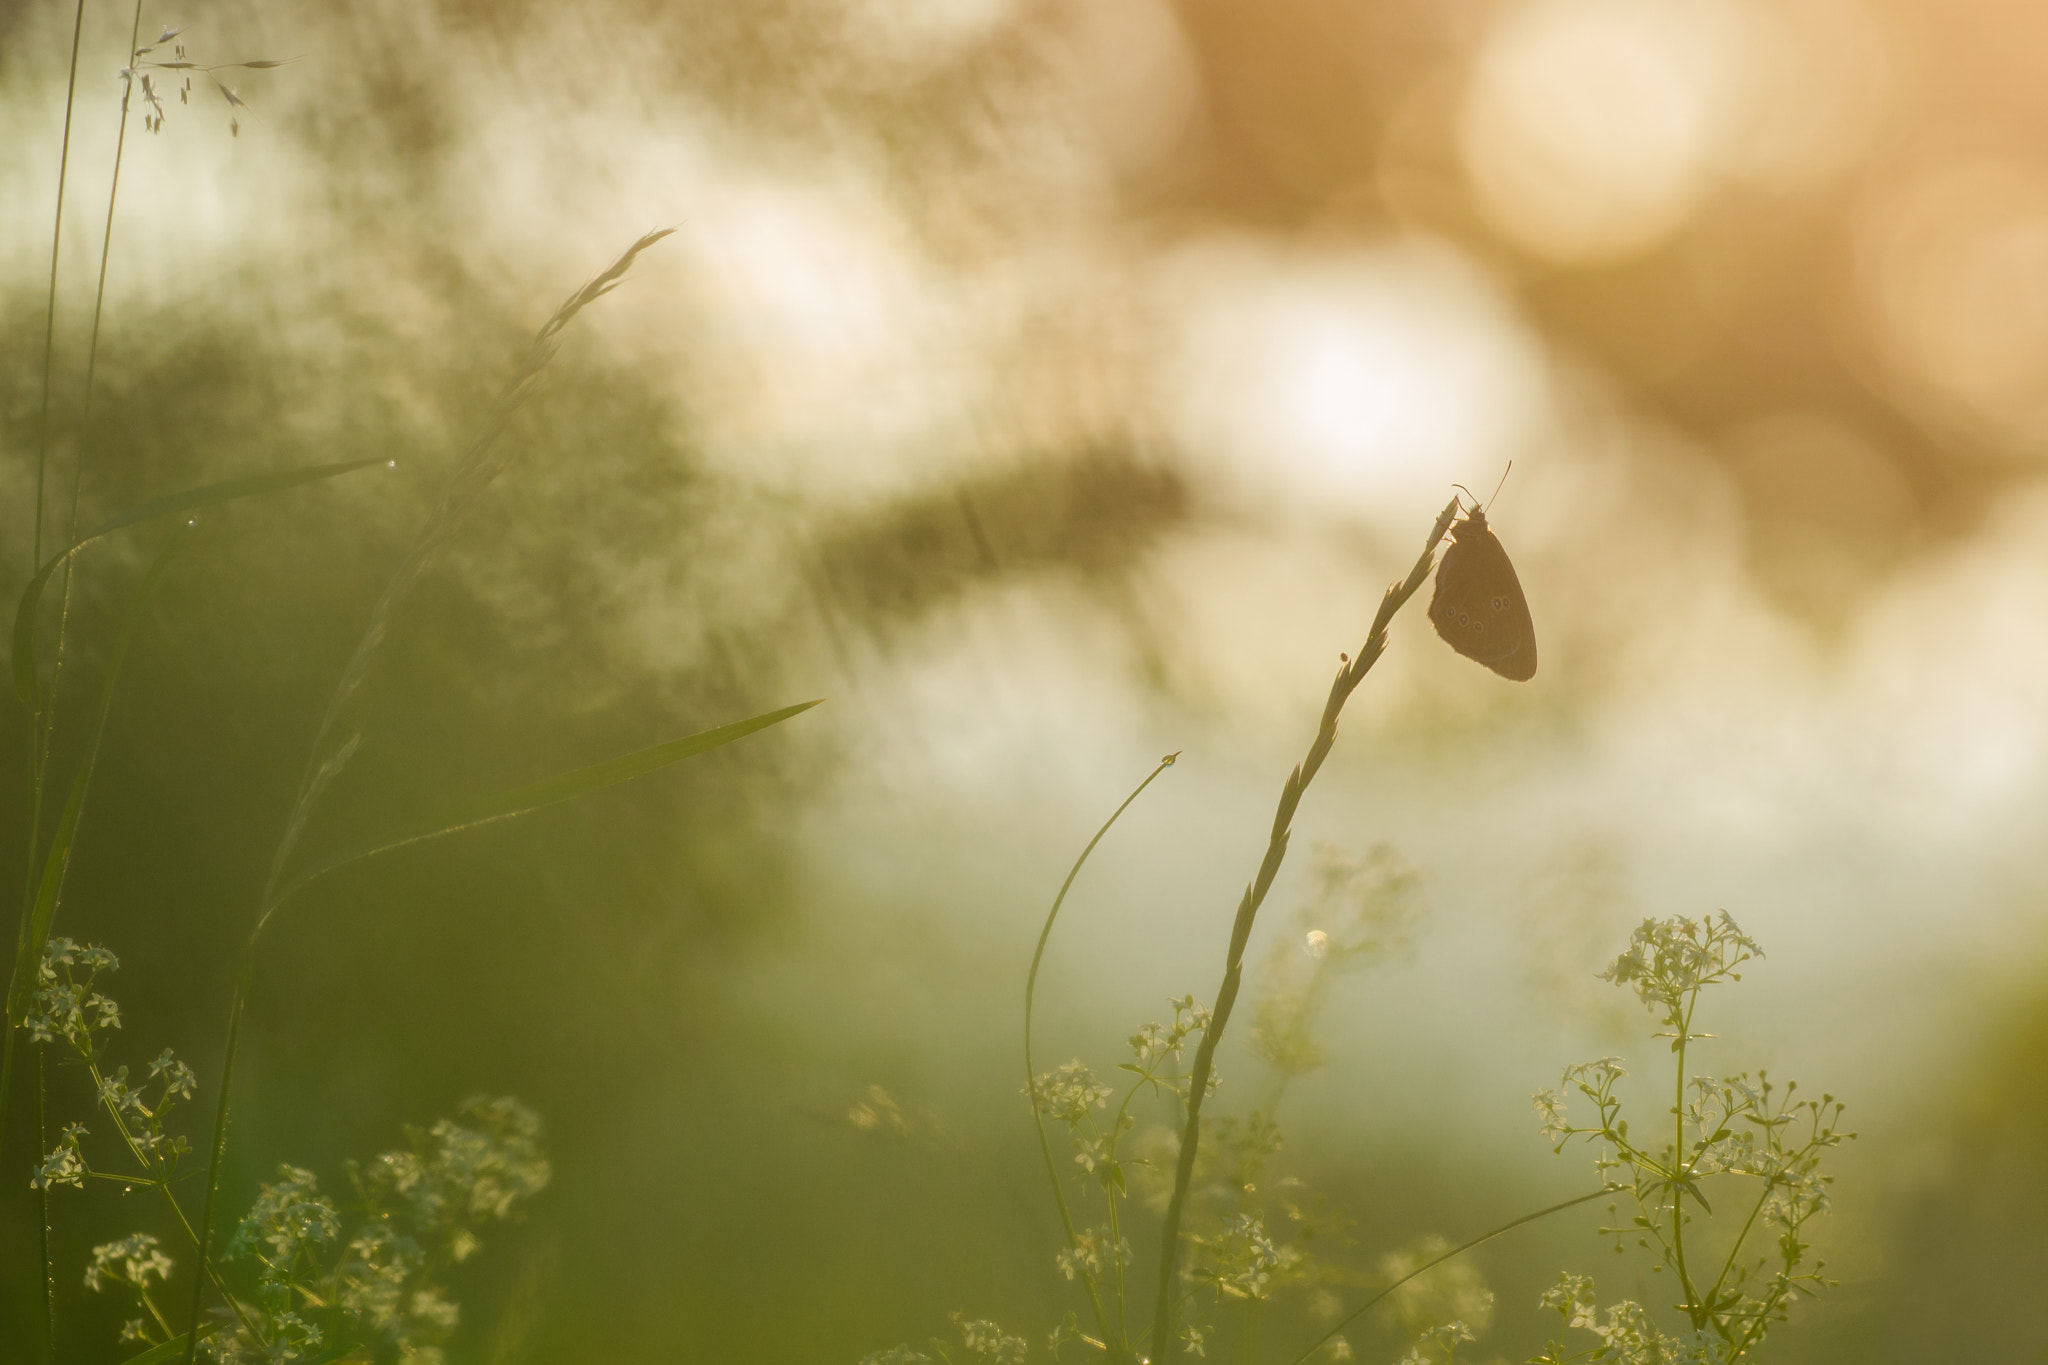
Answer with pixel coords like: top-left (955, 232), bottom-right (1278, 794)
top-left (1473, 620), bottom-right (1485, 633)
top-left (1492, 596), bottom-right (1508, 612)
top-left (1457, 612), bottom-right (1470, 626)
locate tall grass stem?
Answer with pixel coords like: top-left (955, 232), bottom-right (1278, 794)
top-left (180, 229), bottom-right (675, 1365)
top-left (1147, 497), bottom-right (1459, 1355)
top-left (30, 0), bottom-right (89, 575)
top-left (1024, 752), bottom-right (1179, 1360)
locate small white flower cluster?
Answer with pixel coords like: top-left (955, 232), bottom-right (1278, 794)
top-left (1054, 1226), bottom-right (1131, 1282)
top-left (82, 1232), bottom-right (179, 1351)
top-left (951, 1312), bottom-right (1029, 1363)
top-left (1598, 913), bottom-right (1763, 1022)
top-left (32, 1123), bottom-right (89, 1191)
top-left (26, 938), bottom-right (122, 1048)
top-left (1534, 913), bottom-right (1849, 1360)
top-left (858, 1347), bottom-right (933, 1365)
top-left (85, 1232), bottom-right (175, 1294)
top-left (232, 1165), bottom-right (342, 1274)
top-left (1396, 1319), bottom-right (1476, 1365)
top-left (1127, 994), bottom-right (1209, 1073)
top-left (28, 941), bottom-right (199, 1197)
top-left (1533, 1274), bottom-right (1730, 1365)
top-left (197, 1097), bottom-right (550, 1365)
top-left (1028, 1061), bottom-right (1112, 1126)
top-left (1186, 1212), bottom-right (1289, 1303)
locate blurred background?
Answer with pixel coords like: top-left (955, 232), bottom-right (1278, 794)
top-left (4, 0), bottom-right (2047, 1359)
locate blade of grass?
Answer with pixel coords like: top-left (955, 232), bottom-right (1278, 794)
top-left (30, 0), bottom-right (162, 788)
top-left (1279, 1187), bottom-right (1614, 1365)
top-left (30, 0), bottom-right (90, 574)
top-left (184, 695), bottom-right (816, 1362)
top-left (1147, 497), bottom-right (1460, 1355)
top-left (12, 457), bottom-right (387, 707)
top-left (7, 526), bottom-right (186, 1025)
top-left (1, 527), bottom-right (186, 1172)
top-left (262, 228), bottom-right (677, 898)
top-left (118, 1324), bottom-right (221, 1365)
top-left (273, 698), bottom-right (825, 910)
top-left (181, 231), bottom-right (677, 1365)
top-left (1023, 752), bottom-right (1178, 1362)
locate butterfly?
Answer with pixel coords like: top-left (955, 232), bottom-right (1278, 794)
top-left (1427, 482), bottom-right (1536, 682)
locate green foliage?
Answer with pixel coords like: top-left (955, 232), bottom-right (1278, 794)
top-left (1530, 914), bottom-right (1853, 1363)
top-left (29, 937), bottom-right (550, 1364)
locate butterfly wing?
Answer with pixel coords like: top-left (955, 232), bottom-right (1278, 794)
top-left (1428, 513), bottom-right (1537, 681)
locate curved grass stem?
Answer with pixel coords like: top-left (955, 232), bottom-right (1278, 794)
top-left (1025, 752), bottom-right (1180, 1360)
top-left (1279, 1187), bottom-right (1614, 1365)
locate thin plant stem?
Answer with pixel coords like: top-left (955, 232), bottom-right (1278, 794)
top-left (1671, 990), bottom-right (1699, 1319)
top-left (31, 0), bottom-right (90, 575)
top-left (5, 0), bottom-right (91, 1178)
top-left (180, 229), bottom-right (674, 1365)
top-left (35, 0), bottom-right (145, 845)
top-left (77, 1052), bottom-right (266, 1348)
top-left (3, 0), bottom-right (151, 1181)
top-left (1024, 752), bottom-right (1179, 1361)
top-left (1708, 1182), bottom-right (1776, 1317)
top-left (34, 0), bottom-right (148, 829)
top-left (75, 0), bottom-right (150, 528)
top-left (37, 1049), bottom-right (55, 1362)
top-left (1147, 497), bottom-right (1460, 1356)
top-left (1278, 1187), bottom-right (1614, 1365)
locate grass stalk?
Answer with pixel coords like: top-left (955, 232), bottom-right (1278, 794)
top-left (33, 0), bottom-right (150, 843)
top-left (37, 1049), bottom-right (55, 1361)
top-left (1279, 1186), bottom-right (1613, 1365)
top-left (1024, 752), bottom-right (1179, 1361)
top-left (5, 0), bottom-right (150, 1176)
top-left (7, 0), bottom-right (91, 1177)
top-left (30, 0), bottom-right (90, 575)
top-left (179, 229), bottom-right (675, 1365)
top-left (1146, 497), bottom-right (1460, 1356)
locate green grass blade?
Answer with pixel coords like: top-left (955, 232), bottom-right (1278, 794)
top-left (121, 1323), bottom-right (221, 1365)
top-left (275, 699), bottom-right (823, 904)
top-left (6, 528), bottom-right (186, 1025)
top-left (12, 456), bottom-right (385, 706)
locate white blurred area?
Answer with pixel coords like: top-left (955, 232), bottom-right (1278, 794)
top-left (1155, 235), bottom-right (1548, 525)
top-left (10, 0), bottom-right (2048, 1191)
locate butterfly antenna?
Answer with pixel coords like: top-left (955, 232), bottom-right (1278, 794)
top-left (1483, 461), bottom-right (1513, 511)
top-left (1449, 483), bottom-right (1476, 512)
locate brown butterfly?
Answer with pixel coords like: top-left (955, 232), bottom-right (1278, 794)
top-left (1427, 479), bottom-right (1536, 682)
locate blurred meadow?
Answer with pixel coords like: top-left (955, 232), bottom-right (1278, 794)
top-left (5, 0), bottom-right (2048, 1360)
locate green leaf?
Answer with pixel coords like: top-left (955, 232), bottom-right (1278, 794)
top-left (119, 1322), bottom-right (221, 1365)
top-left (7, 529), bottom-right (186, 1024)
top-left (13, 456), bottom-right (386, 707)
top-left (276, 699), bottom-right (823, 903)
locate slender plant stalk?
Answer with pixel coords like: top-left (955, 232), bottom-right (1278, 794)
top-left (6, 0), bottom-right (92, 1178)
top-left (4, 0), bottom-right (151, 1175)
top-left (1147, 497), bottom-right (1460, 1356)
top-left (1024, 752), bottom-right (1179, 1361)
top-left (30, 0), bottom-right (90, 575)
top-left (179, 229), bottom-right (674, 1365)
top-left (1279, 1187), bottom-right (1613, 1365)
top-left (72, 1049), bottom-right (268, 1348)
top-left (37, 1049), bottom-right (55, 1362)
top-left (41, 0), bottom-right (154, 742)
